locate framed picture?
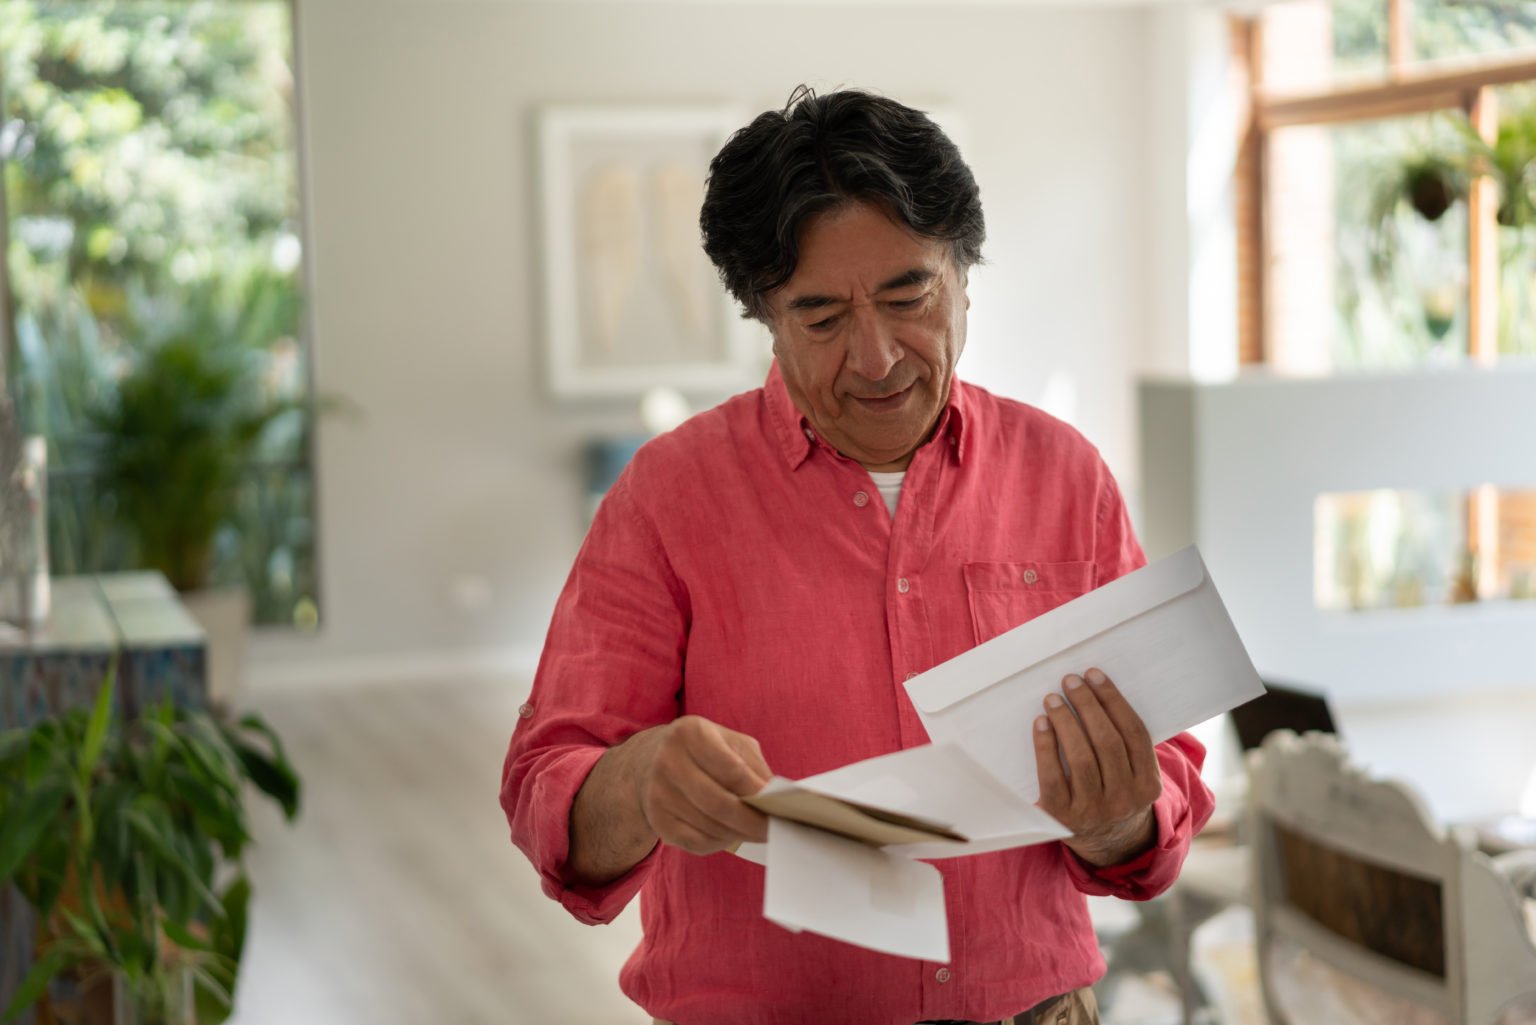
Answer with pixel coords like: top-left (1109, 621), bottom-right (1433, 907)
top-left (537, 105), bottom-right (764, 398)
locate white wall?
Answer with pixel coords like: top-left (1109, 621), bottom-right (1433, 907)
top-left (251, 0), bottom-right (1161, 689)
top-left (1139, 366), bottom-right (1536, 704)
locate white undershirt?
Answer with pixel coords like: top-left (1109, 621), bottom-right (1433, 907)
top-left (866, 470), bottom-right (905, 518)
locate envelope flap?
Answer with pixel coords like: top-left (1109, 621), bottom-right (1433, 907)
top-left (745, 783), bottom-right (967, 847)
top-left (906, 546), bottom-right (1208, 714)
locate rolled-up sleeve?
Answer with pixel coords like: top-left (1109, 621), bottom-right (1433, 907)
top-left (1061, 732), bottom-right (1215, 900)
top-left (499, 470), bottom-right (687, 925)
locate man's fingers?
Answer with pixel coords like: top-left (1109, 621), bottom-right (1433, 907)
top-left (644, 717), bottom-right (774, 852)
top-left (1085, 669), bottom-right (1159, 780)
top-left (1062, 674), bottom-right (1131, 791)
top-left (721, 731), bottom-right (773, 789)
top-left (1044, 693), bottom-right (1102, 800)
top-left (685, 719), bottom-right (772, 796)
top-left (1033, 715), bottom-right (1071, 811)
top-left (675, 761), bottom-right (770, 843)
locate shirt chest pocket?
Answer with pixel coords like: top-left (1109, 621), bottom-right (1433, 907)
top-left (962, 560), bottom-right (1097, 645)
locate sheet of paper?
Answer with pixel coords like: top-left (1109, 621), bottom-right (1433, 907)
top-left (905, 546), bottom-right (1264, 801)
top-left (762, 818), bottom-right (950, 963)
top-left (796, 742), bottom-right (1071, 859)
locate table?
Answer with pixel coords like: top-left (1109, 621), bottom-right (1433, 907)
top-left (0, 573), bottom-right (207, 728)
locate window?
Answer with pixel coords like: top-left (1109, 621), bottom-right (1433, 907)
top-left (1240, 2), bottom-right (1536, 621)
top-left (1315, 486), bottom-right (1536, 611)
top-left (1241, 0), bottom-right (1536, 371)
top-left (0, 1), bottom-right (318, 628)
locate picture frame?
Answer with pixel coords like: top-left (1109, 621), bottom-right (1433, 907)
top-left (537, 105), bottom-right (764, 398)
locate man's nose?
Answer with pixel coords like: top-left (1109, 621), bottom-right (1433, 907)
top-left (844, 308), bottom-right (902, 382)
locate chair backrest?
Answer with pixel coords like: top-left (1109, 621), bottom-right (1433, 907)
top-left (1247, 730), bottom-right (1536, 1025)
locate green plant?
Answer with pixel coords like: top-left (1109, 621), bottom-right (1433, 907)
top-left (0, 670), bottom-right (301, 1024)
top-left (86, 273), bottom-right (309, 593)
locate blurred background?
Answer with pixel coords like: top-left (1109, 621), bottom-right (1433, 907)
top-left (2, 1), bottom-right (1535, 1023)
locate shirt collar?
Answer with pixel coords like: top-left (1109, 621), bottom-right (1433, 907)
top-left (764, 360), bottom-right (971, 471)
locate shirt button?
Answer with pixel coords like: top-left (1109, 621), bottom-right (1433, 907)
top-left (897, 577), bottom-right (910, 594)
top-left (518, 702), bottom-right (534, 720)
top-left (904, 672), bottom-right (917, 681)
top-left (935, 967), bottom-right (952, 983)
top-left (1023, 569), bottom-right (1039, 585)
top-left (853, 491), bottom-right (869, 508)
top-left (803, 428), bottom-right (814, 441)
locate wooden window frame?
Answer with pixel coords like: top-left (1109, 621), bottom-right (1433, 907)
top-left (1238, 0), bottom-right (1534, 366)
top-left (1236, 0), bottom-right (1531, 602)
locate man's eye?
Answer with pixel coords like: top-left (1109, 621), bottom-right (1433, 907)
top-left (807, 316), bottom-right (838, 331)
top-left (889, 298), bottom-right (923, 310)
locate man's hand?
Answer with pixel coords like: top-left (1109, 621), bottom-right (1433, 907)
top-left (631, 715), bottom-right (772, 856)
top-left (1033, 668), bottom-right (1162, 867)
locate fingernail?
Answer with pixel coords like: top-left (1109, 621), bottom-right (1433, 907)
top-left (1045, 694), bottom-right (1064, 709)
top-left (1035, 716), bottom-right (1051, 733)
top-left (1065, 674), bottom-right (1084, 690)
top-left (1086, 668), bottom-right (1107, 686)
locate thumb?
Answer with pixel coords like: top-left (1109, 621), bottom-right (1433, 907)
top-left (721, 731), bottom-right (772, 791)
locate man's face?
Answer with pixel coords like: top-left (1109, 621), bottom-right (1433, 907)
top-left (766, 201), bottom-right (969, 471)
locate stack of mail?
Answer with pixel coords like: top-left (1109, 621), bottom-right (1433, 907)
top-left (736, 546), bottom-right (1266, 962)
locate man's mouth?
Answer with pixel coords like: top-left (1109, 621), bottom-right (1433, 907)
top-left (850, 383), bottom-right (914, 412)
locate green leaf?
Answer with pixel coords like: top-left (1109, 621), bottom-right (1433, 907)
top-left (123, 808), bottom-right (221, 914)
top-left (216, 875), bottom-right (250, 966)
top-left (0, 781), bottom-right (69, 888)
top-left (79, 662), bottom-right (117, 783)
top-left (0, 728), bottom-right (28, 772)
top-left (231, 742), bottom-right (300, 820)
top-left (2, 946), bottom-right (76, 1024)
top-left (161, 917), bottom-right (215, 953)
top-left (234, 713), bottom-right (295, 774)
top-left (24, 721), bottom-right (64, 783)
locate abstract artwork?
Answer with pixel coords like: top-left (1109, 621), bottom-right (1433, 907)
top-left (538, 106), bottom-right (765, 398)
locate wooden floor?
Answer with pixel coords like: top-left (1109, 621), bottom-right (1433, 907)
top-left (225, 679), bottom-right (1213, 1025)
top-left (229, 679), bottom-right (647, 1025)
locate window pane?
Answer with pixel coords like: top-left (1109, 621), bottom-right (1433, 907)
top-left (1315, 486), bottom-right (1536, 611)
top-left (1493, 83), bottom-right (1536, 357)
top-left (1414, 0), bottom-right (1536, 64)
top-left (1262, 0), bottom-right (1390, 92)
top-left (1269, 114), bottom-right (1471, 371)
top-left (1, 1), bottom-right (319, 628)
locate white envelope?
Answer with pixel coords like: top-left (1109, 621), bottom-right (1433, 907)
top-left (763, 818), bottom-right (951, 963)
top-left (904, 546), bottom-right (1265, 802)
top-left (797, 742), bottom-right (1071, 859)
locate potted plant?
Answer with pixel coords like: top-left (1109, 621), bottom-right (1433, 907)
top-left (86, 271), bottom-right (316, 705)
top-left (0, 669), bottom-right (300, 1024)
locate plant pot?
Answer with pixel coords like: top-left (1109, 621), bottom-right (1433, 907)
top-left (179, 587), bottom-right (250, 708)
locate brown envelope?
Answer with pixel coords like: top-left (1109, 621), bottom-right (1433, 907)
top-left (743, 787), bottom-right (969, 848)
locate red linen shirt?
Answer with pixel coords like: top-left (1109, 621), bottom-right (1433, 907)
top-left (501, 363), bottom-right (1213, 1025)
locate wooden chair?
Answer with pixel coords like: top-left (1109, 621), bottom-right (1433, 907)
top-left (1247, 730), bottom-right (1536, 1025)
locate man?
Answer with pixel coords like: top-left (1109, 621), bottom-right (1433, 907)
top-left (501, 87), bottom-right (1214, 1025)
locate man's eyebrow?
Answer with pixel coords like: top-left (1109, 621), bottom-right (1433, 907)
top-left (784, 268), bottom-right (937, 313)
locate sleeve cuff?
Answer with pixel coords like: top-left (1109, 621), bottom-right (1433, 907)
top-left (1060, 785), bottom-right (1191, 901)
top-left (520, 745), bottom-right (661, 925)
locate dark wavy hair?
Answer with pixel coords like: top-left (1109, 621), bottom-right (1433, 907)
top-left (700, 86), bottom-right (985, 322)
